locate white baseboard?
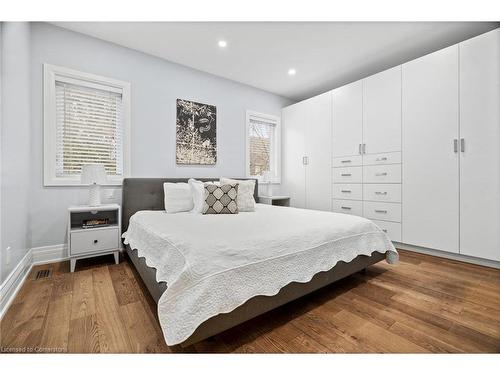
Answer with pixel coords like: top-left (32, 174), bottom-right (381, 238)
top-left (0, 249), bottom-right (33, 319)
top-left (394, 242), bottom-right (500, 269)
top-left (31, 243), bottom-right (68, 265)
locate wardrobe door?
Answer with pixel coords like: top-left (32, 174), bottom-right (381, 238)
top-left (281, 103), bottom-right (306, 208)
top-left (402, 45), bottom-right (460, 253)
top-left (305, 91), bottom-right (332, 211)
top-left (332, 81), bottom-right (363, 157)
top-left (459, 29), bottom-right (500, 261)
top-left (363, 66), bottom-right (402, 154)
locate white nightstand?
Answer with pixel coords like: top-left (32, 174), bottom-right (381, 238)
top-left (258, 195), bottom-right (290, 207)
top-left (68, 204), bottom-right (122, 272)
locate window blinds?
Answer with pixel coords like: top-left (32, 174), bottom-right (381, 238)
top-left (248, 114), bottom-right (276, 177)
top-left (55, 81), bottom-right (124, 177)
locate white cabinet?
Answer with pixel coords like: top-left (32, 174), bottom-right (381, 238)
top-left (402, 45), bottom-right (460, 253)
top-left (304, 92), bottom-right (333, 211)
top-left (331, 72), bottom-right (402, 242)
top-left (282, 103), bottom-right (307, 208)
top-left (282, 92), bottom-right (332, 211)
top-left (332, 81), bottom-right (363, 157)
top-left (459, 29), bottom-right (500, 261)
top-left (363, 66), bottom-right (402, 154)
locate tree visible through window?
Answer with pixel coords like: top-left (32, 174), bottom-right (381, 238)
top-left (247, 112), bottom-right (280, 182)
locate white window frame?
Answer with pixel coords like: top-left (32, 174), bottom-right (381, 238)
top-left (43, 64), bottom-right (131, 186)
top-left (245, 110), bottom-right (281, 184)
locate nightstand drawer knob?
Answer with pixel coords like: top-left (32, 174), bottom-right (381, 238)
top-left (93, 239), bottom-right (98, 244)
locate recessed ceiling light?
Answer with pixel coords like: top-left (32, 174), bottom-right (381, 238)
top-left (288, 68), bottom-right (296, 76)
top-left (218, 40), bottom-right (227, 48)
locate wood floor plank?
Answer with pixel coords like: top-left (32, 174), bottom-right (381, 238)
top-left (68, 314), bottom-right (100, 353)
top-left (92, 266), bottom-right (132, 353)
top-left (1, 250), bottom-right (499, 353)
top-left (39, 293), bottom-right (72, 352)
top-left (70, 269), bottom-right (96, 319)
top-left (119, 301), bottom-right (169, 353)
top-left (108, 264), bottom-right (140, 306)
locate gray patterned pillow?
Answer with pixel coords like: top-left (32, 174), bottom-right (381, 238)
top-left (202, 183), bottom-right (239, 214)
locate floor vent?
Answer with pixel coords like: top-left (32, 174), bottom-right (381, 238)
top-left (34, 269), bottom-right (52, 280)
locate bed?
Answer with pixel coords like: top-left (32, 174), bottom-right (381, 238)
top-left (121, 178), bottom-right (398, 347)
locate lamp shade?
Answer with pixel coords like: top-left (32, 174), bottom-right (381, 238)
top-left (81, 164), bottom-right (107, 185)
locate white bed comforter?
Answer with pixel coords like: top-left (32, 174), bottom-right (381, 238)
top-left (122, 204), bottom-right (398, 345)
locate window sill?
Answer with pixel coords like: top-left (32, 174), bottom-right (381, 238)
top-left (44, 178), bottom-right (125, 187)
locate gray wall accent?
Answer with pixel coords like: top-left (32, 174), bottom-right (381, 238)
top-left (1, 22), bottom-right (32, 282)
top-left (29, 23), bottom-right (291, 249)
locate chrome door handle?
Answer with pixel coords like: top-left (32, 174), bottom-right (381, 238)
top-left (341, 206), bottom-right (352, 210)
top-left (341, 160), bottom-right (351, 163)
top-left (359, 144), bottom-right (362, 155)
top-left (375, 172), bottom-right (388, 176)
top-left (454, 139), bottom-right (458, 153)
top-left (460, 138), bottom-right (465, 153)
top-left (341, 190), bottom-right (352, 193)
top-left (375, 210), bottom-right (388, 213)
top-left (376, 157), bottom-right (388, 161)
top-left (375, 191), bottom-right (388, 195)
top-left (341, 173), bottom-right (352, 177)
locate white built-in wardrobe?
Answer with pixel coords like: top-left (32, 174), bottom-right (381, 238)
top-left (281, 28), bottom-right (500, 263)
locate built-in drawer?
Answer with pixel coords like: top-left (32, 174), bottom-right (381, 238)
top-left (371, 219), bottom-right (402, 242)
top-left (363, 201), bottom-right (401, 223)
top-left (332, 184), bottom-right (362, 201)
top-left (363, 184), bottom-right (401, 203)
top-left (363, 152), bottom-right (401, 166)
top-left (70, 227), bottom-right (119, 256)
top-left (363, 164), bottom-right (401, 184)
top-left (332, 199), bottom-right (363, 217)
top-left (333, 155), bottom-right (362, 168)
top-left (333, 166), bottom-right (362, 184)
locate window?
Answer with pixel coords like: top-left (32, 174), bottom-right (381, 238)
top-left (246, 111), bottom-right (281, 183)
top-left (44, 64), bottom-right (130, 186)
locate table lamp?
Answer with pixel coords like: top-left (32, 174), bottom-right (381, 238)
top-left (81, 164), bottom-right (107, 206)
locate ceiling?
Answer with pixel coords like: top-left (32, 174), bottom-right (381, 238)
top-left (51, 22), bottom-right (499, 101)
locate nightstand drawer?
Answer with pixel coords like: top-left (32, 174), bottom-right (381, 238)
top-left (70, 227), bottom-right (119, 256)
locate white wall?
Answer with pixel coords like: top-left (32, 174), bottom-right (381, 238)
top-left (28, 23), bottom-right (291, 250)
top-left (1, 22), bottom-right (32, 282)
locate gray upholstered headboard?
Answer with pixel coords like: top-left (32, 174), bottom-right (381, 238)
top-left (121, 178), bottom-right (259, 233)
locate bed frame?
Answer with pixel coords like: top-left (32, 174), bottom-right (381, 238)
top-left (122, 177), bottom-right (386, 347)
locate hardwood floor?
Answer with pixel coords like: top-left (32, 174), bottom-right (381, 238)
top-left (1, 249), bottom-right (499, 353)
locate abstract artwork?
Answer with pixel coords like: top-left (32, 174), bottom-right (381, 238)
top-left (176, 99), bottom-right (217, 165)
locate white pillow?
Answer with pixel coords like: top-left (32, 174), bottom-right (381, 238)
top-left (220, 178), bottom-right (256, 212)
top-left (188, 178), bottom-right (205, 214)
top-left (163, 182), bottom-right (194, 213)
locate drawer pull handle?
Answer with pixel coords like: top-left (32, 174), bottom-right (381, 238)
top-left (341, 190), bottom-right (352, 193)
top-left (341, 206), bottom-right (352, 210)
top-left (375, 210), bottom-right (388, 214)
top-left (93, 239), bottom-right (98, 244)
top-left (341, 173), bottom-right (352, 177)
top-left (341, 160), bottom-right (351, 163)
top-left (375, 172), bottom-right (388, 176)
top-left (376, 157), bottom-right (388, 161)
top-left (375, 191), bottom-right (388, 195)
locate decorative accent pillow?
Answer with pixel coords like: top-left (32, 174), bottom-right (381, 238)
top-left (220, 178), bottom-right (256, 212)
top-left (163, 182), bottom-right (194, 213)
top-left (188, 178), bottom-right (205, 214)
top-left (202, 183), bottom-right (239, 214)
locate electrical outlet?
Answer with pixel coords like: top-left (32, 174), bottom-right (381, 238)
top-left (6, 246), bottom-right (11, 265)
top-left (107, 190), bottom-right (116, 200)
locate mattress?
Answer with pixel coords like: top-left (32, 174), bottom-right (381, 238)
top-left (122, 203), bottom-right (398, 345)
